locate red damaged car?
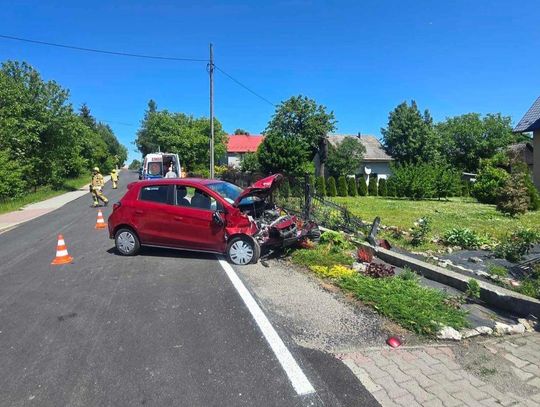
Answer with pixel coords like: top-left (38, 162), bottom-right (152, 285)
top-left (108, 174), bottom-right (319, 265)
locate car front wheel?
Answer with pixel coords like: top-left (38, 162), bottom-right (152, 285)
top-left (227, 236), bottom-right (260, 265)
top-left (115, 228), bottom-right (140, 256)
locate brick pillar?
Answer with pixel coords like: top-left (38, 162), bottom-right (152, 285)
top-left (534, 129), bottom-right (540, 191)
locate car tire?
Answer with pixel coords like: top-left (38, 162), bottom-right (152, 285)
top-left (227, 236), bottom-right (260, 265)
top-left (115, 228), bottom-right (140, 256)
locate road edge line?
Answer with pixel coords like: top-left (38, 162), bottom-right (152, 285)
top-left (218, 258), bottom-right (315, 396)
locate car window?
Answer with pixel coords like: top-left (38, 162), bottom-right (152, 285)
top-left (140, 185), bottom-right (170, 204)
top-left (175, 185), bottom-right (222, 211)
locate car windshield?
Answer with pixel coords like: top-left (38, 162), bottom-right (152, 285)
top-left (207, 181), bottom-right (256, 205)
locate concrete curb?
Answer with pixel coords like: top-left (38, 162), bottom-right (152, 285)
top-left (361, 242), bottom-right (540, 317)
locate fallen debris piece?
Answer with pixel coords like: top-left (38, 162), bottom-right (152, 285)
top-left (468, 256), bottom-right (483, 263)
top-left (475, 326), bottom-right (494, 335)
top-left (461, 328), bottom-right (481, 339)
top-left (386, 336), bottom-right (402, 348)
top-left (437, 326), bottom-right (462, 341)
top-left (517, 318), bottom-right (534, 332)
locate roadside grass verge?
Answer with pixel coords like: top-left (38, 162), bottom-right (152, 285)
top-left (334, 196), bottom-right (540, 251)
top-left (338, 274), bottom-right (469, 335)
top-left (291, 243), bottom-right (469, 335)
top-left (0, 173), bottom-right (90, 215)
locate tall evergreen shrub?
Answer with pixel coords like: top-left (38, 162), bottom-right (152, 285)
top-left (368, 177), bottom-right (378, 196)
top-left (337, 176), bottom-right (348, 197)
top-left (347, 177), bottom-right (357, 196)
top-left (327, 177), bottom-right (337, 197)
top-left (358, 177), bottom-right (368, 196)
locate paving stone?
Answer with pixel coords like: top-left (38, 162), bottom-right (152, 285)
top-left (382, 377), bottom-right (409, 399)
top-left (423, 399), bottom-right (444, 407)
top-left (511, 366), bottom-right (534, 381)
top-left (502, 353), bottom-right (529, 368)
top-left (362, 363), bottom-right (388, 379)
top-left (413, 371), bottom-right (437, 388)
top-left (523, 363), bottom-right (540, 375)
top-left (380, 364), bottom-right (411, 384)
top-left (425, 385), bottom-right (461, 407)
top-left (393, 393), bottom-right (421, 407)
top-left (400, 380), bottom-right (435, 403)
top-left (371, 389), bottom-right (399, 407)
top-left (527, 377), bottom-right (540, 389)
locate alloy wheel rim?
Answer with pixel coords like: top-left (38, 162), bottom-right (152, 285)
top-left (118, 232), bottom-right (135, 253)
top-left (229, 240), bottom-right (254, 264)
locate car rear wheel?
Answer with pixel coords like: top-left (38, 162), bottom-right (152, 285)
top-left (227, 236), bottom-right (260, 265)
top-left (115, 228), bottom-right (140, 256)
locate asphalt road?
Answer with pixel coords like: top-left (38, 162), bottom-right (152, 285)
top-left (0, 171), bottom-right (378, 407)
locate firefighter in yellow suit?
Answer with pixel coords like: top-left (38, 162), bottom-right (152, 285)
top-left (111, 169), bottom-right (119, 189)
top-left (90, 167), bottom-right (109, 207)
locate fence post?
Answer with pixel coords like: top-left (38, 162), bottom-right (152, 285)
top-left (303, 173), bottom-right (312, 220)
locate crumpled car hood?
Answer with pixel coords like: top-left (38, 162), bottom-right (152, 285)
top-left (233, 174), bottom-right (284, 207)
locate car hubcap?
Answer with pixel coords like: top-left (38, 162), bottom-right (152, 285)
top-left (118, 232), bottom-right (135, 253)
top-left (230, 240), bottom-right (254, 264)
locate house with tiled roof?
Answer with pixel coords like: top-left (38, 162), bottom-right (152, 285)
top-left (315, 134), bottom-right (394, 182)
top-left (514, 96), bottom-right (540, 190)
top-left (226, 134), bottom-right (264, 168)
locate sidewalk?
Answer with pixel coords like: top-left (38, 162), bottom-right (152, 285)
top-left (338, 334), bottom-right (540, 406)
top-left (0, 176), bottom-right (111, 233)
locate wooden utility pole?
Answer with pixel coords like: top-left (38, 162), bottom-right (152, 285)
top-left (209, 43), bottom-right (215, 179)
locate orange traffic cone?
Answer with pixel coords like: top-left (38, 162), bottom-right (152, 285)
top-left (95, 210), bottom-right (107, 229)
top-left (51, 234), bottom-right (73, 265)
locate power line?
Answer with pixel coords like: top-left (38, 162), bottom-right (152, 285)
top-left (0, 34), bottom-right (208, 62)
top-left (215, 65), bottom-right (275, 107)
top-left (0, 34), bottom-right (276, 107)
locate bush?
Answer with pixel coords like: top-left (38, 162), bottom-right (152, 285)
top-left (291, 244), bottom-right (354, 268)
top-left (326, 177), bottom-right (337, 197)
top-left (337, 176), bottom-right (348, 197)
top-left (525, 173), bottom-right (540, 211)
top-left (487, 264), bottom-right (508, 279)
top-left (0, 152), bottom-right (27, 201)
top-left (386, 179), bottom-right (396, 197)
top-left (494, 229), bottom-right (540, 262)
top-left (319, 230), bottom-right (354, 250)
top-left (410, 216), bottom-right (431, 246)
top-left (339, 274), bottom-right (469, 335)
top-left (347, 177), bottom-right (357, 196)
top-left (357, 177), bottom-right (368, 196)
top-left (363, 263), bottom-right (395, 278)
top-left (240, 153), bottom-right (260, 172)
top-left (472, 163), bottom-right (509, 204)
top-left (368, 177), bottom-right (378, 196)
top-left (496, 173), bottom-right (530, 216)
top-left (280, 179), bottom-right (291, 198)
top-left (443, 228), bottom-right (487, 249)
top-left (310, 265), bottom-right (356, 279)
top-left (315, 176), bottom-right (326, 196)
top-left (466, 279), bottom-right (481, 300)
top-left (461, 180), bottom-right (470, 197)
top-left (387, 162), bottom-right (460, 200)
top-left (378, 178), bottom-right (387, 197)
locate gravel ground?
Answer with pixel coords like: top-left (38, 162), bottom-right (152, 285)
top-left (236, 258), bottom-right (405, 353)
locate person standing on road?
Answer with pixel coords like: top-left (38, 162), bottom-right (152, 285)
top-left (110, 169), bottom-right (119, 189)
top-left (165, 165), bottom-right (177, 178)
top-left (90, 167), bottom-right (109, 207)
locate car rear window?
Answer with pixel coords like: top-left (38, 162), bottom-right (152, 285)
top-left (139, 185), bottom-right (169, 204)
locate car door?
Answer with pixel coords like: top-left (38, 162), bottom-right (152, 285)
top-left (167, 184), bottom-right (226, 252)
top-left (133, 184), bottom-right (174, 245)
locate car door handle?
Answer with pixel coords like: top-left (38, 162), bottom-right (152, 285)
top-left (173, 216), bottom-right (183, 221)
top-left (135, 210), bottom-right (144, 215)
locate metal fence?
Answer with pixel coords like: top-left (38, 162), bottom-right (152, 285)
top-left (220, 171), bottom-right (379, 240)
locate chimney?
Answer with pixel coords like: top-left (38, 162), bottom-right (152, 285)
top-left (357, 131), bottom-right (362, 138)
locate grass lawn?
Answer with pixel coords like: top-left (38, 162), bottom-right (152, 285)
top-left (334, 196), bottom-right (540, 250)
top-left (0, 173), bottom-right (90, 215)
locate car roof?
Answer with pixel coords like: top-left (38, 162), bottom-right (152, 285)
top-left (134, 178), bottom-right (228, 188)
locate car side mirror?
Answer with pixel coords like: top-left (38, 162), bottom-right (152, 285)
top-left (212, 211), bottom-right (225, 227)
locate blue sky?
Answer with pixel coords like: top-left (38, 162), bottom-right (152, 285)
top-left (1, 0), bottom-right (539, 163)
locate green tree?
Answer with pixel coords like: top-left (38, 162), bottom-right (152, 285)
top-left (436, 113), bottom-right (517, 172)
top-left (496, 173), bottom-right (530, 216)
top-left (135, 105), bottom-right (227, 173)
top-left (261, 95), bottom-right (336, 175)
top-left (472, 155), bottom-right (509, 204)
top-left (326, 136), bottom-right (366, 177)
top-left (234, 128), bottom-right (249, 135)
top-left (327, 177), bottom-right (337, 197)
top-left (358, 177), bottom-right (368, 196)
top-left (368, 177), bottom-right (378, 196)
top-left (337, 176), bottom-right (348, 196)
top-left (240, 152), bottom-right (260, 172)
top-left (347, 177), bottom-right (357, 196)
top-left (315, 176), bottom-right (326, 196)
top-left (378, 178), bottom-right (388, 197)
top-left (128, 159), bottom-right (142, 170)
top-left (381, 100), bottom-right (438, 164)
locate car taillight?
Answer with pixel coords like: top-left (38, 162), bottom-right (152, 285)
top-left (113, 202), bottom-right (121, 211)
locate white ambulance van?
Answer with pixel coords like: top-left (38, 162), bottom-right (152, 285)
top-left (141, 153), bottom-right (182, 180)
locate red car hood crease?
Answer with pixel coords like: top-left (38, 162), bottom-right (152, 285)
top-left (233, 174), bottom-right (284, 207)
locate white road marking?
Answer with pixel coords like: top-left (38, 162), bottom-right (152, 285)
top-left (218, 258), bottom-right (315, 396)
